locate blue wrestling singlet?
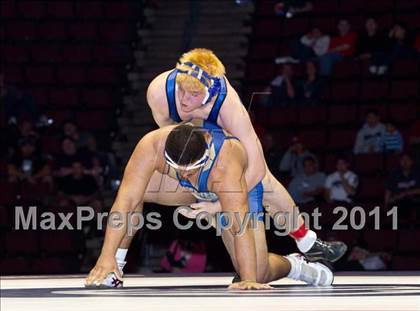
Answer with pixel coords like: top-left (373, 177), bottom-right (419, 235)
top-left (174, 121), bottom-right (264, 224)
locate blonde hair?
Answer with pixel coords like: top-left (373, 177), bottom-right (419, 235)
top-left (176, 48), bottom-right (225, 93)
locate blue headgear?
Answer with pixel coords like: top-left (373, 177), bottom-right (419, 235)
top-left (176, 61), bottom-right (221, 105)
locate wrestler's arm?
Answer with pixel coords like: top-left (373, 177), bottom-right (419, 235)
top-left (86, 132), bottom-right (159, 285)
top-left (210, 141), bottom-right (260, 286)
top-left (147, 72), bottom-right (176, 127)
top-left (218, 90), bottom-right (267, 189)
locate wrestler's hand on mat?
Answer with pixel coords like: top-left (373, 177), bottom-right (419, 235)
top-left (85, 254), bottom-right (122, 287)
top-left (228, 280), bottom-right (272, 290)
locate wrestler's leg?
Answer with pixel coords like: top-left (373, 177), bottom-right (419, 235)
top-left (261, 168), bottom-right (304, 231)
top-left (221, 221), bottom-right (290, 283)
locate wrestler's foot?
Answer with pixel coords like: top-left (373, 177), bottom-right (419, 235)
top-left (303, 239), bottom-right (347, 263)
top-left (286, 253), bottom-right (334, 286)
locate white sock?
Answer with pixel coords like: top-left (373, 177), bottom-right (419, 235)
top-left (296, 230), bottom-right (317, 253)
top-left (115, 248), bottom-right (128, 271)
top-left (285, 255), bottom-right (299, 279)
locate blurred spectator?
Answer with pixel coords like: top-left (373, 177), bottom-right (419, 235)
top-left (262, 132), bottom-right (282, 178)
top-left (276, 27), bottom-right (330, 64)
top-left (279, 136), bottom-right (317, 176)
top-left (385, 153), bottom-right (420, 216)
top-left (341, 246), bottom-right (390, 271)
top-left (7, 137), bottom-right (52, 186)
top-left (55, 137), bottom-right (81, 179)
top-left (62, 120), bottom-right (91, 148)
top-left (160, 239), bottom-right (207, 273)
top-left (325, 156), bottom-right (358, 204)
top-left (318, 19), bottom-right (358, 76)
top-left (80, 134), bottom-right (118, 186)
top-left (288, 156), bottom-right (326, 204)
top-left (300, 61), bottom-right (324, 105)
top-left (4, 119), bottom-right (40, 158)
top-left (1, 73), bottom-right (50, 127)
top-left (274, 0), bottom-right (313, 18)
top-left (381, 120), bottom-right (404, 154)
top-left (58, 161), bottom-right (103, 213)
top-left (264, 64), bottom-right (299, 106)
top-left (356, 18), bottom-right (388, 75)
top-left (375, 22), bottom-right (418, 75)
top-left (354, 109), bottom-right (385, 154)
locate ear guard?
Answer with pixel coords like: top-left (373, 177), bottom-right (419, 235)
top-left (177, 61), bottom-right (221, 105)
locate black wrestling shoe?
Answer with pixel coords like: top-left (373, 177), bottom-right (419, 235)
top-left (304, 239), bottom-right (347, 263)
top-left (231, 273), bottom-right (241, 283)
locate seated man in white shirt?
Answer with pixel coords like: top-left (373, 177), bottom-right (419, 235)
top-left (325, 156), bottom-right (359, 204)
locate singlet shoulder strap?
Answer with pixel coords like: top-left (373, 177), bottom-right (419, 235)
top-left (207, 77), bottom-right (227, 124)
top-left (197, 124), bottom-right (226, 193)
top-left (165, 69), bottom-right (182, 123)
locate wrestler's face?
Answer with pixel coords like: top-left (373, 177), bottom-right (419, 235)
top-left (177, 84), bottom-right (206, 112)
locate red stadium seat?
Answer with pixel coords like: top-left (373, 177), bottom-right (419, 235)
top-left (246, 63), bottom-right (275, 81)
top-left (50, 88), bottom-right (80, 108)
top-left (248, 41), bottom-right (278, 60)
top-left (390, 81), bottom-right (419, 100)
top-left (75, 111), bottom-right (109, 130)
top-left (360, 79), bottom-right (389, 100)
top-left (68, 22), bottom-right (98, 41)
top-left (20, 182), bottom-right (51, 203)
top-left (396, 14), bottom-right (420, 28)
top-left (327, 128), bottom-right (357, 150)
top-left (104, 2), bottom-right (138, 19)
top-left (357, 176), bottom-right (385, 202)
top-left (253, 19), bottom-right (283, 38)
top-left (5, 231), bottom-right (40, 256)
top-left (31, 45), bottom-right (62, 63)
top-left (38, 22), bottom-right (67, 40)
top-left (363, 230), bottom-right (397, 252)
top-left (57, 66), bottom-right (87, 85)
top-left (363, 0), bottom-right (394, 12)
top-left (0, 258), bottom-right (32, 275)
top-left (5, 21), bottom-right (38, 41)
top-left (39, 231), bottom-right (81, 255)
top-left (332, 60), bottom-right (360, 78)
top-left (330, 81), bottom-right (359, 101)
top-left (328, 105), bottom-right (357, 124)
top-left (385, 153), bottom-right (400, 172)
top-left (353, 154), bottom-right (384, 176)
top-left (48, 110), bottom-right (74, 125)
top-left (398, 230), bottom-right (420, 252)
top-left (98, 22), bottom-right (132, 43)
top-left (93, 46), bottom-right (130, 64)
top-left (26, 66), bottom-right (55, 84)
top-left (0, 206), bottom-right (10, 230)
top-left (46, 1), bottom-right (74, 18)
top-left (3, 65), bottom-right (24, 84)
top-left (298, 106), bottom-right (327, 125)
top-left (1, 1), bottom-right (16, 18)
top-left (27, 88), bottom-right (49, 107)
top-left (396, 0), bottom-right (420, 10)
top-left (313, 0), bottom-right (339, 13)
top-left (0, 182), bottom-right (19, 206)
top-left (32, 257), bottom-right (69, 274)
top-left (17, 1), bottom-right (46, 18)
top-left (62, 45), bottom-right (92, 63)
top-left (281, 18), bottom-right (309, 36)
top-left (339, 0), bottom-right (365, 12)
top-left (299, 129), bottom-right (327, 150)
top-left (388, 102), bottom-right (418, 123)
top-left (88, 66), bottom-right (118, 84)
top-left (1, 45), bottom-right (29, 63)
top-left (75, 1), bottom-right (103, 18)
top-left (392, 256), bottom-right (420, 270)
top-left (255, 0), bottom-right (277, 16)
top-left (82, 89), bottom-right (114, 109)
top-left (267, 107), bottom-right (297, 127)
top-left (391, 60), bottom-right (420, 78)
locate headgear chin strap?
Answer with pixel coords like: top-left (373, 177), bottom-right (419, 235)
top-left (164, 148), bottom-right (209, 171)
top-left (177, 61), bottom-right (221, 105)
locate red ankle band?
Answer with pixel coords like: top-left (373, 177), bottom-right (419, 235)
top-left (289, 223), bottom-right (308, 240)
